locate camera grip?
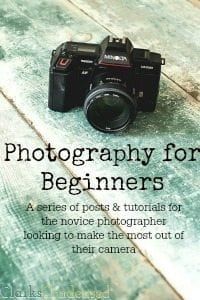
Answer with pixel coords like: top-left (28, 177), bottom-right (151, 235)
top-left (48, 71), bottom-right (72, 112)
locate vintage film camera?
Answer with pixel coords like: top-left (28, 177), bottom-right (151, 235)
top-left (49, 36), bottom-right (165, 132)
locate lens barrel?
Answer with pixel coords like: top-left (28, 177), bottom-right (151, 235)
top-left (84, 83), bottom-right (137, 133)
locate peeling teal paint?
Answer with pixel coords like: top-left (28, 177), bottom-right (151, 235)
top-left (0, 1), bottom-right (199, 299)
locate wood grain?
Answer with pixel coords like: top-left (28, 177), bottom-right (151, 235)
top-left (187, 0), bottom-right (200, 8)
top-left (69, 0), bottom-right (200, 102)
top-left (0, 0), bottom-right (199, 299)
top-left (0, 93), bottom-right (181, 300)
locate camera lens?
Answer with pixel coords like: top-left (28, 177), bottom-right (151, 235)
top-left (84, 84), bottom-right (137, 132)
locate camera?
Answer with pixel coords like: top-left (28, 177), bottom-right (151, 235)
top-left (48, 36), bottom-right (165, 132)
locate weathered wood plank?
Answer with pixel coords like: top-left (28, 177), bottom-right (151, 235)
top-left (0, 1), bottom-right (200, 299)
top-left (0, 94), bottom-right (180, 300)
top-left (70, 0), bottom-right (200, 101)
top-left (187, 0), bottom-right (200, 8)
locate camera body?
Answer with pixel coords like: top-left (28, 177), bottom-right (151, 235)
top-left (49, 36), bottom-right (165, 132)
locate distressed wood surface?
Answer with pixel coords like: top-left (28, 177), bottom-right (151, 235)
top-left (70, 0), bottom-right (200, 102)
top-left (0, 94), bottom-right (180, 300)
top-left (188, 0), bottom-right (200, 8)
top-left (0, 0), bottom-right (200, 299)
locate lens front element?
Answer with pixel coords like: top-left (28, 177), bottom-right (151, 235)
top-left (84, 85), bottom-right (137, 132)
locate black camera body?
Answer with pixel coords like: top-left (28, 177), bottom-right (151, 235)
top-left (49, 36), bottom-right (165, 132)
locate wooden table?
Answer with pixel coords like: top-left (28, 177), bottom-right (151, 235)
top-left (0, 1), bottom-right (199, 299)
